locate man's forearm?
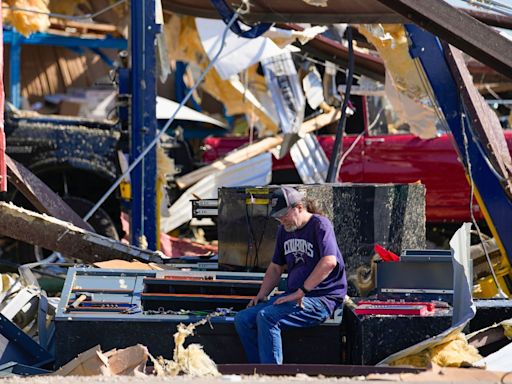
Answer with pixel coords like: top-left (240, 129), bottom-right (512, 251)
top-left (303, 256), bottom-right (337, 291)
top-left (258, 263), bottom-right (283, 297)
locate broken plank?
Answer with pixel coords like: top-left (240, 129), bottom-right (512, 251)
top-left (5, 155), bottom-right (94, 232)
top-left (175, 110), bottom-right (340, 189)
top-left (0, 202), bottom-right (162, 264)
top-left (53, 345), bottom-right (109, 376)
top-left (49, 17), bottom-right (120, 35)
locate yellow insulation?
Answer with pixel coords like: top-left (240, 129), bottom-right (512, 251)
top-left (358, 24), bottom-right (430, 102)
top-left (151, 321), bottom-right (219, 376)
top-left (48, 0), bottom-right (89, 16)
top-left (504, 323), bottom-right (512, 339)
top-left (3, 0), bottom-right (50, 36)
top-left (389, 331), bottom-right (482, 368)
top-left (164, 14), bottom-right (279, 133)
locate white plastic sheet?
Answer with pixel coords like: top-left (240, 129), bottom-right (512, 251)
top-left (196, 18), bottom-right (283, 80)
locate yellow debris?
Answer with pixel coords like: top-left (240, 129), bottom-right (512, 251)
top-left (358, 24), bottom-right (428, 102)
top-left (151, 316), bottom-right (220, 376)
top-left (156, 146), bottom-right (175, 183)
top-left (504, 322), bottom-right (512, 339)
top-left (3, 0), bottom-right (50, 37)
top-left (389, 331), bottom-right (482, 368)
top-left (358, 24), bottom-right (439, 138)
top-left (48, 0), bottom-right (89, 16)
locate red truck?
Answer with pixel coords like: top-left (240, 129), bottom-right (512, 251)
top-left (201, 96), bottom-right (512, 243)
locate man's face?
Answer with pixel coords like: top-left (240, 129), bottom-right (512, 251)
top-left (276, 205), bottom-right (300, 232)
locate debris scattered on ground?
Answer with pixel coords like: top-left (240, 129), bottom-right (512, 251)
top-left (150, 311), bottom-right (224, 377)
top-left (53, 344), bottom-right (148, 376)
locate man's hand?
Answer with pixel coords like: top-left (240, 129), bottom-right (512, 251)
top-left (247, 293), bottom-right (267, 307)
top-left (273, 289), bottom-right (304, 306)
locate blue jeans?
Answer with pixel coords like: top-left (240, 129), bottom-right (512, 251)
top-left (234, 294), bottom-right (331, 364)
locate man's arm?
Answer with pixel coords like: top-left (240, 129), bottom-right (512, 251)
top-left (302, 255), bottom-right (337, 291)
top-left (248, 262), bottom-right (285, 307)
top-left (274, 255), bottom-right (337, 305)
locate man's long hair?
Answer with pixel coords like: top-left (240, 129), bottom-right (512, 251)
top-left (304, 199), bottom-right (324, 215)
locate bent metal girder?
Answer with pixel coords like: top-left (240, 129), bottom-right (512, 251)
top-left (403, 24), bottom-right (512, 292)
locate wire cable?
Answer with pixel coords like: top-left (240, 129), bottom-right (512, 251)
top-left (461, 106), bottom-right (508, 298)
top-left (83, 12), bottom-right (240, 222)
top-left (292, 52), bottom-right (362, 81)
top-left (336, 107), bottom-right (384, 171)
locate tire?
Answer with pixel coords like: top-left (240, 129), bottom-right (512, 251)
top-left (13, 196), bottom-right (120, 263)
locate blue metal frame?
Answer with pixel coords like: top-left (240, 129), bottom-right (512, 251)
top-left (130, 0), bottom-right (158, 249)
top-left (3, 29), bottom-right (127, 49)
top-left (0, 314), bottom-right (53, 367)
top-left (3, 27), bottom-right (127, 108)
top-left (405, 24), bottom-right (512, 266)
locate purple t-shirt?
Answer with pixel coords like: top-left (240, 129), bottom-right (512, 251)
top-left (271, 214), bottom-right (347, 313)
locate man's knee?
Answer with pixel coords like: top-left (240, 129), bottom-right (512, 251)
top-left (256, 307), bottom-right (275, 327)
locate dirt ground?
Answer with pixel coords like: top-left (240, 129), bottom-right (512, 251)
top-left (0, 374), bottom-right (508, 384)
top-left (0, 375), bottom-right (358, 384)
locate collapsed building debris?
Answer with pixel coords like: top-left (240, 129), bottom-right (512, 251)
top-left (53, 344), bottom-right (149, 376)
top-left (0, 271), bottom-right (55, 369)
top-left (1, 0), bottom-right (512, 380)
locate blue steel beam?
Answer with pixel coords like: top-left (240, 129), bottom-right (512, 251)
top-left (3, 29), bottom-right (127, 49)
top-left (130, 0), bottom-right (158, 249)
top-left (404, 24), bottom-right (512, 269)
top-left (8, 30), bottom-right (21, 109)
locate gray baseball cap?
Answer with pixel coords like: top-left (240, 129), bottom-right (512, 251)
top-left (269, 186), bottom-right (304, 218)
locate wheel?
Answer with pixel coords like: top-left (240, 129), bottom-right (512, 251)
top-left (9, 196), bottom-right (120, 264)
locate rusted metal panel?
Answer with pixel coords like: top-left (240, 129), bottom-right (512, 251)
top-left (163, 0), bottom-right (407, 24)
top-left (444, 44), bottom-right (512, 193)
top-left (217, 364), bottom-right (423, 377)
top-left (163, 0), bottom-right (512, 29)
top-left (465, 9), bottom-right (512, 30)
top-left (5, 155), bottom-right (94, 232)
top-left (376, 0), bottom-right (512, 79)
top-left (0, 202), bottom-right (162, 264)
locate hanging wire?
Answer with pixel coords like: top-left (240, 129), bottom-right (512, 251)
top-left (292, 52), bottom-right (362, 81)
top-left (2, 0), bottom-right (127, 21)
top-left (83, 12), bottom-right (240, 222)
top-left (460, 106), bottom-right (508, 298)
top-left (336, 106), bottom-right (384, 170)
